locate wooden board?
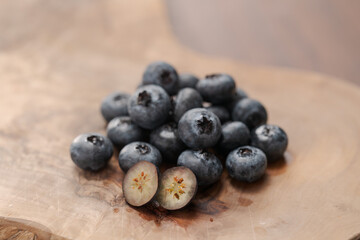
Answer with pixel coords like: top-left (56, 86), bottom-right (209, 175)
top-left (0, 1), bottom-right (359, 239)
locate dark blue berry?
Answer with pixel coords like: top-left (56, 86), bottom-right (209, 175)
top-left (251, 124), bottom-right (288, 162)
top-left (196, 74), bottom-right (236, 104)
top-left (150, 122), bottom-right (186, 164)
top-left (206, 105), bottom-right (230, 123)
top-left (226, 88), bottom-right (248, 111)
top-left (178, 108), bottom-right (222, 149)
top-left (218, 121), bottom-right (250, 153)
top-left (118, 142), bottom-right (162, 172)
top-left (100, 92), bottom-right (129, 122)
top-left (177, 149), bottom-right (223, 187)
top-left (128, 85), bottom-right (171, 130)
top-left (142, 61), bottom-right (179, 95)
top-left (173, 88), bottom-right (203, 122)
top-left (106, 116), bottom-right (146, 148)
top-left (226, 146), bottom-right (267, 182)
top-left (70, 133), bottom-right (113, 171)
top-left (178, 73), bottom-right (199, 90)
top-left (232, 98), bottom-right (267, 129)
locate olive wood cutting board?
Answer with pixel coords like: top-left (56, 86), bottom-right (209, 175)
top-left (0, 0), bottom-right (359, 239)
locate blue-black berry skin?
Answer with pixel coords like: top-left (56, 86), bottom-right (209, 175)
top-left (106, 116), bottom-right (146, 148)
top-left (70, 133), bottom-right (114, 171)
top-left (177, 150), bottom-right (223, 187)
top-left (178, 108), bottom-right (222, 149)
top-left (232, 98), bottom-right (267, 130)
top-left (174, 88), bottom-right (203, 122)
top-left (234, 88), bottom-right (248, 99)
top-left (100, 92), bottom-right (130, 122)
top-left (118, 142), bottom-right (162, 172)
top-left (251, 124), bottom-right (288, 162)
top-left (206, 106), bottom-right (230, 123)
top-left (226, 88), bottom-right (248, 111)
top-left (196, 74), bottom-right (236, 104)
top-left (226, 146), bottom-right (267, 182)
top-left (218, 121), bottom-right (250, 153)
top-left (128, 85), bottom-right (171, 130)
top-left (142, 61), bottom-right (179, 95)
top-left (178, 73), bottom-right (199, 90)
top-left (150, 122), bottom-right (186, 164)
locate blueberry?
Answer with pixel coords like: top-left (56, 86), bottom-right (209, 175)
top-left (150, 122), bottom-right (186, 164)
top-left (226, 146), bottom-right (267, 182)
top-left (167, 96), bottom-right (176, 121)
top-left (123, 161), bottom-right (159, 207)
top-left (251, 124), bottom-right (288, 162)
top-left (196, 74), bottom-right (236, 104)
top-left (128, 85), bottom-right (171, 130)
top-left (177, 150), bottom-right (223, 187)
top-left (234, 88), bottom-right (248, 99)
top-left (218, 121), bottom-right (250, 153)
top-left (100, 92), bottom-right (130, 122)
top-left (106, 116), bottom-right (146, 148)
top-left (156, 166), bottom-right (197, 210)
top-left (232, 98), bottom-right (267, 129)
top-left (226, 88), bottom-right (248, 111)
top-left (205, 105), bottom-right (230, 123)
top-left (118, 142), bottom-right (162, 172)
top-left (178, 108), bottom-right (222, 149)
top-left (178, 73), bottom-right (199, 90)
top-left (173, 88), bottom-right (203, 122)
top-left (142, 61), bottom-right (179, 95)
top-left (70, 133), bottom-right (113, 171)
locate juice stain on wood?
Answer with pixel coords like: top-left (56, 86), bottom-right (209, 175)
top-left (238, 197), bottom-right (253, 207)
top-left (136, 179), bottom-right (229, 228)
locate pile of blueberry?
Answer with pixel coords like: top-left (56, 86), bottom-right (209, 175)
top-left (70, 61), bottom-right (288, 210)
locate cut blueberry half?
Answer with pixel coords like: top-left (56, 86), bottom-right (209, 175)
top-left (123, 161), bottom-right (159, 207)
top-left (156, 166), bottom-right (197, 210)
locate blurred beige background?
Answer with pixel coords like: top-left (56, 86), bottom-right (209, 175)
top-left (166, 0), bottom-right (360, 85)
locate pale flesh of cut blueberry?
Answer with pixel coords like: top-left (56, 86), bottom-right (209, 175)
top-left (156, 166), bottom-right (197, 210)
top-left (123, 161), bottom-right (158, 207)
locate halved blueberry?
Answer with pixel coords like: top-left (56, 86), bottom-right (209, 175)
top-left (156, 166), bottom-right (197, 210)
top-left (123, 161), bottom-right (159, 207)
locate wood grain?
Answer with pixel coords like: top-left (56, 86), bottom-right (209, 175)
top-left (0, 0), bottom-right (359, 239)
top-left (0, 217), bottom-right (67, 240)
top-left (166, 0), bottom-right (360, 85)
